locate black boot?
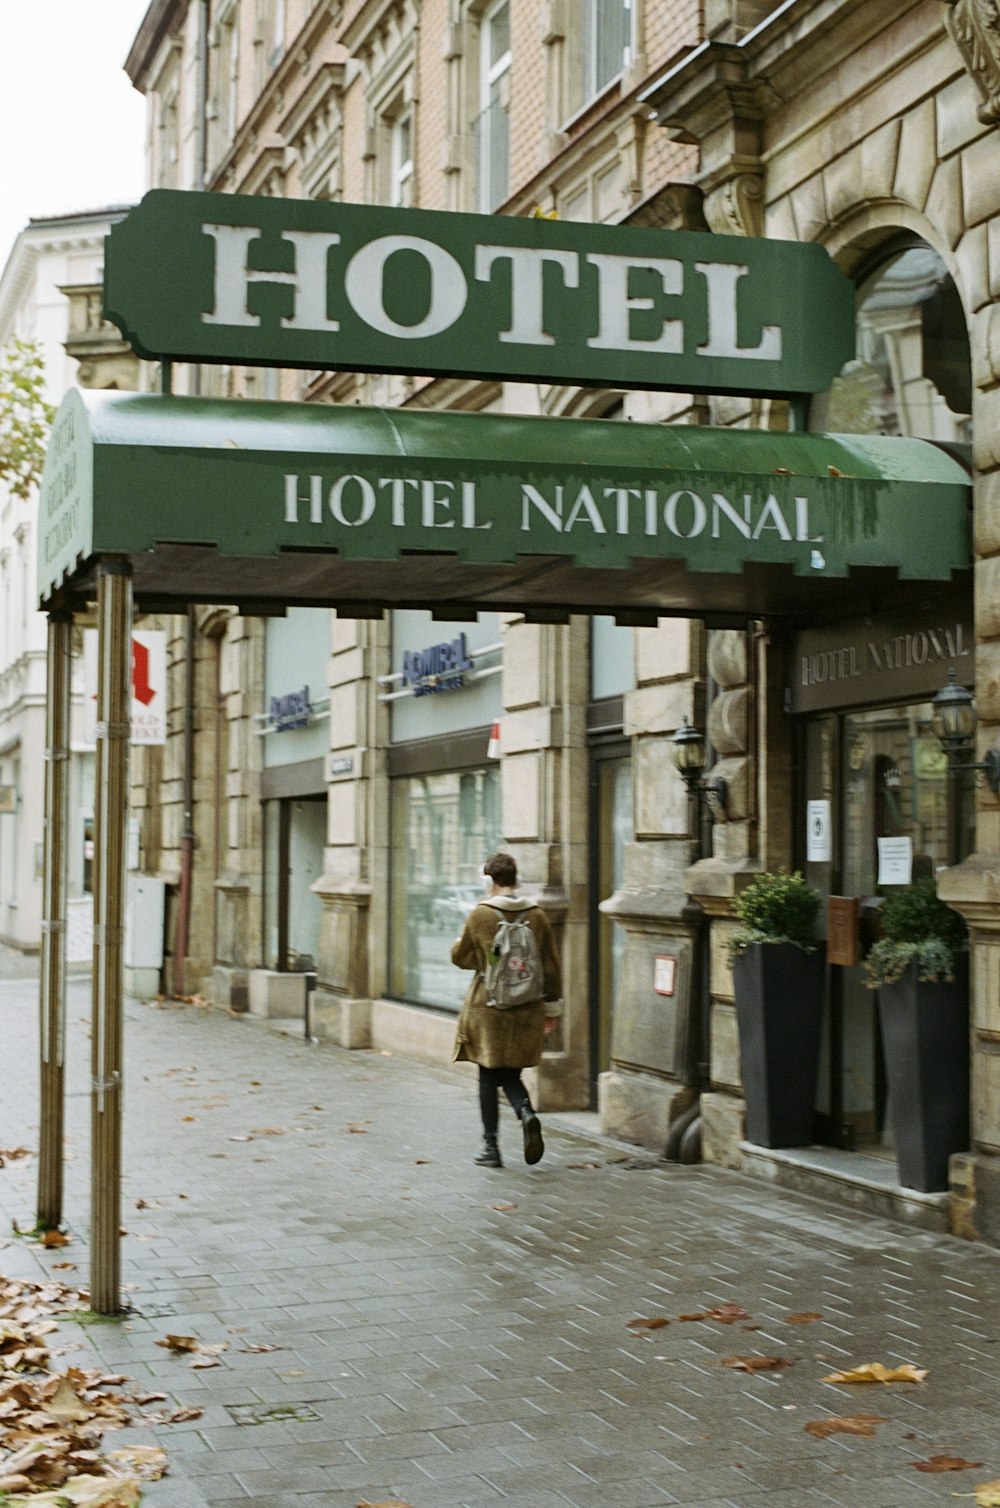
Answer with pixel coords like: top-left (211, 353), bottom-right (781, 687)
top-left (518, 1104), bottom-right (544, 1166)
top-left (474, 1135), bottom-right (503, 1168)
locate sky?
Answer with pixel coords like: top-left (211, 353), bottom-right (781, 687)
top-left (0, 2), bottom-right (148, 274)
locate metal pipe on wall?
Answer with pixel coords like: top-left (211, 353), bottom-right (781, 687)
top-left (90, 560), bottom-right (133, 1314)
top-left (37, 610), bottom-right (73, 1231)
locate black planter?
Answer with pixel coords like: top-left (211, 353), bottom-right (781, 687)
top-left (732, 942), bottom-right (825, 1148)
top-left (877, 955), bottom-right (970, 1193)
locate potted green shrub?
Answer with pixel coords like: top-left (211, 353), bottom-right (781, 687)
top-left (863, 879), bottom-right (969, 1193)
top-left (729, 870), bottom-right (824, 1148)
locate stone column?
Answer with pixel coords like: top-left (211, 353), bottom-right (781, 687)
top-left (212, 612), bottom-right (264, 1007)
top-left (938, 338), bottom-right (1000, 1242)
top-left (503, 615), bottom-right (588, 1111)
top-left (598, 619), bottom-right (705, 1148)
top-left (313, 613), bottom-right (390, 1047)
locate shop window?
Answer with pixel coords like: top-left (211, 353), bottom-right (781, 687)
top-left (388, 767), bottom-right (502, 1011)
top-left (810, 243), bottom-right (971, 444)
top-left (474, 0), bottom-right (511, 212)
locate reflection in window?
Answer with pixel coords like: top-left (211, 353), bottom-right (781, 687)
top-left (584, 0), bottom-right (631, 100)
top-left (474, 0), bottom-right (511, 212)
top-left (810, 245), bottom-right (971, 444)
top-left (389, 767), bottom-right (501, 1011)
top-left (841, 702), bottom-right (973, 897)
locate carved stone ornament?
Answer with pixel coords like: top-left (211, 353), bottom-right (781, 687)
top-left (703, 172), bottom-right (764, 237)
top-left (943, 0), bottom-right (1000, 124)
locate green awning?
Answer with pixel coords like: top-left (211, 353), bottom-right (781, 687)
top-left (38, 389), bottom-right (970, 622)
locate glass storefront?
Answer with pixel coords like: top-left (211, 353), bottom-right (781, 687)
top-left (388, 765), bottom-right (501, 1011)
top-left (802, 698), bottom-right (973, 1150)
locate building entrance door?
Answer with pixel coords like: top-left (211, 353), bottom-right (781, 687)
top-left (803, 701), bottom-right (973, 1152)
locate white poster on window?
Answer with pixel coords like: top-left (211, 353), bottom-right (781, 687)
top-left (877, 836), bottom-right (913, 886)
top-left (806, 800), bottom-right (831, 863)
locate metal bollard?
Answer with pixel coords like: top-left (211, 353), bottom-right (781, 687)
top-left (304, 970), bottom-right (318, 1043)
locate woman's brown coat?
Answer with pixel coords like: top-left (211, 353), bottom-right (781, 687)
top-left (451, 896), bottom-right (562, 1069)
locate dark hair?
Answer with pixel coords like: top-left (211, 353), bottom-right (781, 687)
top-left (484, 852), bottom-right (517, 888)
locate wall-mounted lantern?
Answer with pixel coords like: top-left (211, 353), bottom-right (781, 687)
top-left (932, 668), bottom-right (1000, 795)
top-left (671, 719), bottom-right (727, 821)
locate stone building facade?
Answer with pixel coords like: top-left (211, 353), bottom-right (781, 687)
top-left (0, 209), bottom-right (138, 957)
top-left (120, 0), bottom-right (1000, 1240)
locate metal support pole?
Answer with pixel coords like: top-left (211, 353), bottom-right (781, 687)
top-left (37, 610), bottom-right (73, 1231)
top-left (90, 561), bottom-right (132, 1314)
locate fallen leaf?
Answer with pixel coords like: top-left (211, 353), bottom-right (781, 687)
top-left (626, 1317), bottom-right (669, 1332)
top-left (346, 1123), bottom-right (369, 1134)
top-left (237, 1342), bottom-right (285, 1353)
top-left (567, 1161), bottom-right (601, 1170)
top-left (52, 1263), bottom-right (76, 1271)
top-left (678, 1303), bottom-right (750, 1324)
top-left (181, 1116), bottom-right (196, 1123)
top-left (356, 1500), bottom-right (415, 1508)
top-left (720, 1355), bottom-right (794, 1372)
top-left (139, 1404), bottom-right (202, 1425)
top-left (823, 1362), bottom-right (928, 1384)
top-left (189, 1355), bottom-right (221, 1369)
top-left (106, 1445), bottom-right (169, 1480)
top-left (913, 1455), bottom-right (982, 1473)
top-left (487, 1202), bottom-right (518, 1212)
top-left (154, 1334), bottom-right (200, 1352)
top-left (954, 1483), bottom-right (1000, 1507)
top-left (786, 1312), bottom-right (823, 1324)
top-left (804, 1414), bottom-right (888, 1439)
top-left (41, 1230), bottom-right (71, 1249)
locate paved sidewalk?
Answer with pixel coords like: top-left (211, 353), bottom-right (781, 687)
top-left (1, 966), bottom-right (1000, 1508)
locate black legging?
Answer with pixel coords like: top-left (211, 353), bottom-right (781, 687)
top-left (478, 1066), bottom-right (531, 1136)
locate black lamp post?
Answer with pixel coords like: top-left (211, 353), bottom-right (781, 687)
top-left (932, 669), bottom-right (1000, 795)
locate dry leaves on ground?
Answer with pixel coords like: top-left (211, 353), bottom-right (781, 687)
top-left (626, 1317), bottom-right (669, 1332)
top-left (678, 1303), bottom-right (751, 1324)
top-left (912, 1455), bottom-right (982, 1473)
top-left (720, 1355), bottom-right (795, 1373)
top-left (804, 1414), bottom-right (888, 1439)
top-left (954, 1483), bottom-right (1000, 1507)
top-left (0, 1148), bottom-right (32, 1168)
top-left (823, 1362), bottom-right (928, 1384)
top-left (786, 1312), bottom-right (823, 1324)
top-left (356, 1499), bottom-right (415, 1508)
top-left (154, 1334), bottom-right (228, 1369)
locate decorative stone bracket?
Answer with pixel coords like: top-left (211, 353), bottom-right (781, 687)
top-left (943, 0), bottom-right (1000, 124)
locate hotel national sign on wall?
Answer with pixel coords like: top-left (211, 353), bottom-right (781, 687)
top-left (104, 191), bottom-right (855, 396)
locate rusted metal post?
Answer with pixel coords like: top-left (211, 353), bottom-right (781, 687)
top-left (90, 560), bottom-right (132, 1314)
top-left (37, 610), bottom-right (73, 1231)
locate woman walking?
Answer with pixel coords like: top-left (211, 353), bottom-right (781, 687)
top-left (451, 852), bottom-right (562, 1168)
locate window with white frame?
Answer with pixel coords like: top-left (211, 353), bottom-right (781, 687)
top-left (390, 104), bottom-right (414, 207)
top-left (209, 1), bottom-right (240, 165)
top-left (560, 0), bottom-right (632, 121)
top-left (475, 0), bottom-right (510, 213)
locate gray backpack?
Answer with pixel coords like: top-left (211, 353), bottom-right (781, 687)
top-left (483, 905), bottom-right (545, 1009)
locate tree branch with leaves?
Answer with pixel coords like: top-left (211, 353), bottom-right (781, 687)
top-left (0, 337), bottom-right (55, 500)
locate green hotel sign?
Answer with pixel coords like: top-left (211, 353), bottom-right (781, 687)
top-left (104, 190), bottom-right (854, 396)
top-left (38, 391), bottom-right (969, 613)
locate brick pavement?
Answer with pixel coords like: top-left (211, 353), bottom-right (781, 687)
top-left (1, 960), bottom-right (999, 1508)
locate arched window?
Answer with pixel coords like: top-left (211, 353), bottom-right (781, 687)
top-left (810, 242), bottom-right (971, 445)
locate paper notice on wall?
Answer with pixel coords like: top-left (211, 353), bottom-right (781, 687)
top-left (806, 800), bottom-right (831, 863)
top-left (877, 836), bottom-right (913, 886)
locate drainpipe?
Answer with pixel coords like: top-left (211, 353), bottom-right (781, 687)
top-left (173, 605), bottom-right (196, 995)
top-left (172, 0), bottom-right (209, 997)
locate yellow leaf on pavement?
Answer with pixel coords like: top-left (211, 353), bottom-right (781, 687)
top-left (804, 1414), bottom-right (888, 1438)
top-left (952, 1481), bottom-right (1000, 1506)
top-left (823, 1361), bottom-right (928, 1384)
